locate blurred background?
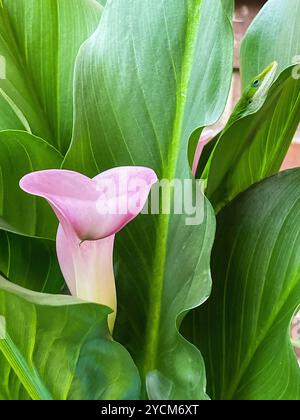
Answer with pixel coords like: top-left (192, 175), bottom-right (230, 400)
top-left (214, 0), bottom-right (300, 170)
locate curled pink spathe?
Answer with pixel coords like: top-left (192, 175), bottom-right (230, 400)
top-left (20, 167), bottom-right (157, 333)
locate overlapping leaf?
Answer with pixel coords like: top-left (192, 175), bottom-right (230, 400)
top-left (205, 66), bottom-right (300, 212)
top-left (221, 0), bottom-right (234, 18)
top-left (0, 96), bottom-right (24, 131)
top-left (0, 0), bottom-right (102, 152)
top-left (0, 131), bottom-right (62, 239)
top-left (0, 276), bottom-right (140, 400)
top-left (198, 0), bottom-right (300, 213)
top-left (0, 231), bottom-right (64, 294)
top-left (185, 170), bottom-right (300, 400)
top-left (64, 0), bottom-right (233, 399)
top-left (241, 0), bottom-right (300, 88)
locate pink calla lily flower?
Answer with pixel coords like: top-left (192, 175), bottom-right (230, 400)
top-left (20, 167), bottom-right (157, 333)
top-left (192, 130), bottom-right (214, 177)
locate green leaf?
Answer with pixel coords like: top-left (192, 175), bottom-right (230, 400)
top-left (185, 170), bottom-right (300, 400)
top-left (201, 0), bottom-right (300, 211)
top-left (0, 230), bottom-right (64, 294)
top-left (205, 66), bottom-right (300, 213)
top-left (64, 0), bottom-right (234, 177)
top-left (0, 0), bottom-right (102, 152)
top-left (241, 0), bottom-right (300, 88)
top-left (0, 276), bottom-right (140, 400)
top-left (221, 0), bottom-right (234, 18)
top-left (64, 0), bottom-right (233, 399)
top-left (0, 131), bottom-right (63, 239)
top-left (0, 96), bottom-right (25, 131)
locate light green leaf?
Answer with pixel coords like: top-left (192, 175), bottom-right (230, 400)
top-left (241, 0), bottom-right (300, 87)
top-left (0, 230), bottom-right (64, 294)
top-left (185, 170), bottom-right (300, 400)
top-left (0, 276), bottom-right (141, 400)
top-left (0, 0), bottom-right (102, 152)
top-left (205, 66), bottom-right (300, 213)
top-left (65, 0), bottom-right (233, 399)
top-left (0, 130), bottom-right (63, 239)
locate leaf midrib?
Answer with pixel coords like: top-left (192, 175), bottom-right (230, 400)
top-left (143, 0), bottom-right (203, 376)
top-left (0, 332), bottom-right (53, 400)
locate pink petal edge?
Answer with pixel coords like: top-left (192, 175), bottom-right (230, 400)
top-left (192, 131), bottom-right (214, 177)
top-left (20, 167), bottom-right (158, 241)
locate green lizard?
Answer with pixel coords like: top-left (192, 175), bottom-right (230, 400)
top-left (200, 61), bottom-right (278, 180)
top-left (227, 61), bottom-right (278, 125)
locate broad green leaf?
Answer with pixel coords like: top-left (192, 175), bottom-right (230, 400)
top-left (65, 0), bottom-right (233, 176)
top-left (0, 276), bottom-right (140, 400)
top-left (241, 0), bottom-right (300, 87)
top-left (0, 131), bottom-right (63, 239)
top-left (205, 66), bottom-right (300, 213)
top-left (185, 170), bottom-right (300, 400)
top-left (0, 231), bottom-right (64, 294)
top-left (0, 0), bottom-right (102, 152)
top-left (64, 0), bottom-right (233, 399)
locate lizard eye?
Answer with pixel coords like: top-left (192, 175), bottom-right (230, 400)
top-left (253, 79), bottom-right (260, 88)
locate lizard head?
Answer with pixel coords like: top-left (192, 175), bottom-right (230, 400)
top-left (227, 62), bottom-right (279, 126)
top-left (245, 61), bottom-right (278, 110)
